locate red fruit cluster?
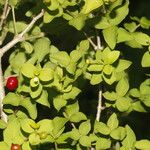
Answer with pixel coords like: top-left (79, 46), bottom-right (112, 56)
top-left (11, 144), bottom-right (21, 150)
top-left (6, 77), bottom-right (18, 91)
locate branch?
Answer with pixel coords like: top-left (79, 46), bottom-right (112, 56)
top-left (84, 32), bottom-right (98, 50)
top-left (95, 31), bottom-right (104, 122)
top-left (0, 0), bottom-right (9, 31)
top-left (0, 58), bottom-right (7, 122)
top-left (91, 31), bottom-right (104, 150)
top-left (0, 10), bottom-right (44, 122)
top-left (11, 6), bottom-right (17, 35)
top-left (0, 27), bottom-right (8, 46)
top-left (0, 9), bottom-right (44, 57)
top-left (96, 86), bottom-right (104, 121)
top-left (96, 30), bottom-right (103, 50)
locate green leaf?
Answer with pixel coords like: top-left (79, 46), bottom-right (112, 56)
top-left (41, 135), bottom-right (54, 143)
top-left (122, 125), bottom-right (136, 149)
top-left (103, 26), bottom-right (118, 49)
top-left (8, 21), bottom-right (27, 33)
top-left (29, 133), bottom-right (41, 145)
top-left (140, 79), bottom-right (150, 95)
top-left (124, 22), bottom-right (137, 32)
top-left (140, 17), bottom-right (150, 29)
top-left (30, 77), bottom-right (39, 88)
top-left (141, 51), bottom-right (150, 67)
top-left (4, 118), bottom-right (24, 145)
top-left (77, 40), bottom-right (90, 54)
top-left (107, 51), bottom-right (120, 64)
top-left (110, 127), bottom-right (126, 140)
top-left (115, 59), bottom-right (132, 72)
top-left (31, 26), bottom-right (41, 36)
top-left (10, 52), bottom-right (27, 73)
top-left (90, 74), bottom-right (102, 85)
top-left (129, 88), bottom-right (140, 97)
top-left (21, 119), bottom-right (36, 133)
top-left (125, 39), bottom-right (143, 49)
top-left (37, 119), bottom-right (53, 133)
top-left (0, 142), bottom-right (9, 150)
top-left (21, 63), bottom-right (37, 78)
top-left (116, 97), bottom-right (131, 112)
top-left (103, 72), bottom-right (116, 85)
top-left (65, 101), bottom-right (79, 117)
top-left (39, 68), bottom-right (54, 82)
top-left (21, 41), bottom-right (33, 54)
top-left (95, 0), bottom-right (129, 29)
top-left (63, 87), bottom-right (81, 100)
top-left (36, 90), bottom-right (50, 108)
top-left (9, 0), bottom-right (17, 6)
top-left (79, 120), bottom-right (91, 136)
top-left (20, 97), bottom-right (37, 119)
top-left (88, 64), bottom-right (103, 72)
top-left (33, 37), bottom-right (50, 62)
top-left (30, 84), bottom-right (43, 99)
top-left (0, 119), bottom-right (7, 129)
top-left (56, 132), bottom-right (70, 144)
top-left (81, 0), bottom-right (103, 14)
top-left (44, 7), bottom-right (63, 23)
top-left (44, 11), bottom-right (54, 23)
top-left (69, 14), bottom-right (87, 30)
top-left (79, 136), bottom-right (91, 147)
top-left (66, 61), bottom-right (77, 74)
top-left (70, 112), bottom-right (87, 123)
top-left (3, 93), bottom-right (21, 106)
top-left (22, 142), bottom-right (32, 150)
top-left (133, 32), bottom-right (150, 46)
top-left (50, 51), bottom-right (70, 67)
top-left (94, 121), bottom-right (110, 135)
top-left (96, 138), bottom-right (111, 150)
top-left (70, 128), bottom-right (80, 141)
top-left (116, 78), bottom-right (129, 96)
top-left (135, 140), bottom-right (150, 150)
top-left (117, 28), bottom-right (133, 43)
top-left (52, 117), bottom-right (68, 136)
top-left (143, 96), bottom-right (150, 107)
top-left (107, 113), bottom-right (119, 130)
top-left (103, 91), bottom-right (117, 101)
top-left (53, 95), bottom-right (67, 111)
top-left (70, 50), bottom-right (82, 63)
top-left (103, 65), bottom-right (113, 75)
top-left (132, 101), bottom-right (147, 113)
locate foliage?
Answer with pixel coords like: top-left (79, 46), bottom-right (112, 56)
top-left (0, 0), bottom-right (150, 149)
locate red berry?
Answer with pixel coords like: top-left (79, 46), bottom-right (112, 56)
top-left (11, 144), bottom-right (21, 150)
top-left (6, 77), bottom-right (18, 91)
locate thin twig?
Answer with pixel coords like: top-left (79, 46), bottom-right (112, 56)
top-left (11, 6), bottom-right (18, 35)
top-left (96, 86), bottom-right (103, 121)
top-left (54, 142), bottom-right (58, 150)
top-left (84, 32), bottom-right (97, 50)
top-left (96, 30), bottom-right (103, 50)
top-left (0, 0), bottom-right (9, 30)
top-left (90, 30), bottom-right (104, 150)
top-left (0, 27), bottom-right (8, 46)
top-left (95, 30), bottom-right (104, 122)
top-left (5, 6), bottom-right (11, 18)
top-left (0, 9), bottom-right (44, 57)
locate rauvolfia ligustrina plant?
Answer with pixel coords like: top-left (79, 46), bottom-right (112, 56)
top-left (0, 0), bottom-right (150, 149)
